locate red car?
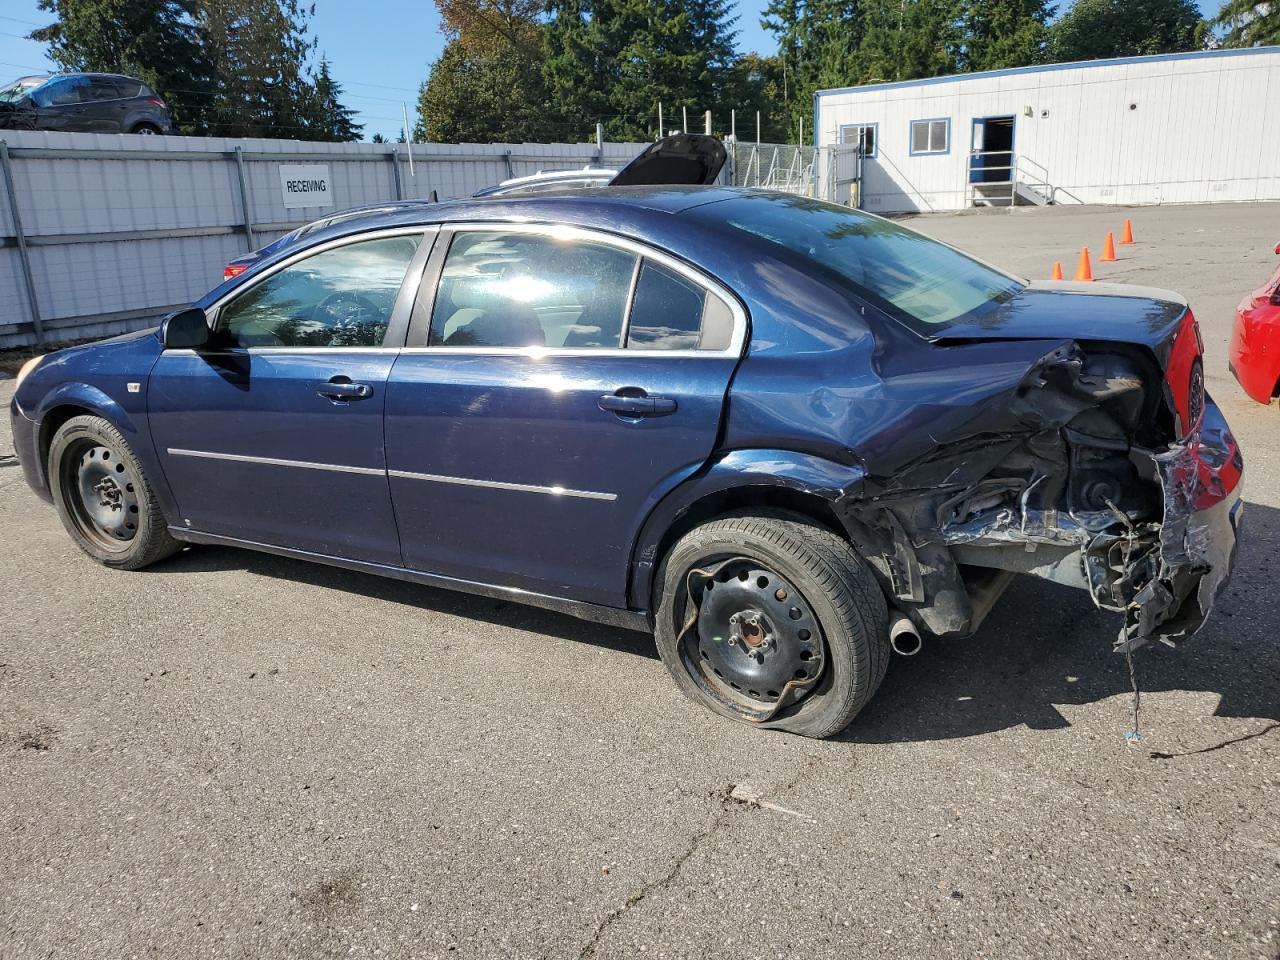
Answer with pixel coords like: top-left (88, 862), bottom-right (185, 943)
top-left (1230, 242), bottom-right (1280, 404)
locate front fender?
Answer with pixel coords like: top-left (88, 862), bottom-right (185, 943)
top-left (626, 448), bottom-right (866, 613)
top-left (22, 382), bottom-right (140, 495)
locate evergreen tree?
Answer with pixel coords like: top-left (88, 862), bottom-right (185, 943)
top-left (544, 0), bottom-right (740, 141)
top-left (306, 58), bottom-right (362, 142)
top-left (857, 0), bottom-right (961, 84)
top-left (761, 0), bottom-right (863, 140)
top-left (197, 0), bottom-right (319, 138)
top-left (1048, 0), bottom-right (1205, 61)
top-left (32, 0), bottom-right (213, 133)
top-left (961, 0), bottom-right (1052, 71)
top-left (1216, 0), bottom-right (1280, 47)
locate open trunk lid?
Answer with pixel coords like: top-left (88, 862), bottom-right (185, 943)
top-left (610, 134), bottom-right (727, 187)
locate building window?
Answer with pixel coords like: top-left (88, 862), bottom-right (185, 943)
top-left (910, 118), bottom-right (950, 155)
top-left (839, 123), bottom-right (877, 158)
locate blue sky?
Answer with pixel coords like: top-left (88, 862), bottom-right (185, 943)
top-left (0, 1), bottom-right (1218, 141)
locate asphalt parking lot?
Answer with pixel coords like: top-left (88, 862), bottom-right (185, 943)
top-left (2, 202), bottom-right (1277, 960)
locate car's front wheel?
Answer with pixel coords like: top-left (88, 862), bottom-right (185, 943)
top-left (654, 513), bottom-right (889, 738)
top-left (48, 415), bottom-right (181, 569)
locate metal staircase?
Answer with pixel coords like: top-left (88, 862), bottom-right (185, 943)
top-left (968, 153), bottom-right (1056, 208)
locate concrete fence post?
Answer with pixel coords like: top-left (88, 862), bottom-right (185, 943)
top-left (232, 146), bottom-right (255, 252)
top-left (0, 140), bottom-right (44, 345)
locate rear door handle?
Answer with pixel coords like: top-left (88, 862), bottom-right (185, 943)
top-left (318, 377), bottom-right (374, 401)
top-left (598, 391), bottom-right (678, 418)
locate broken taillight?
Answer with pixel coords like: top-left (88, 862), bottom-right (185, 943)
top-left (1164, 309), bottom-right (1205, 437)
top-left (223, 263), bottom-right (248, 281)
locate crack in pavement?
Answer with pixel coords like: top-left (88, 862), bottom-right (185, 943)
top-left (576, 807), bottom-right (730, 960)
top-left (576, 776), bottom-right (815, 959)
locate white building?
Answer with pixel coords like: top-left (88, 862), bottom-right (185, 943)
top-left (813, 46), bottom-right (1280, 213)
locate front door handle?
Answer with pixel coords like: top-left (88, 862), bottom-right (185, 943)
top-left (318, 377), bottom-right (374, 401)
top-left (598, 390), bottom-right (678, 418)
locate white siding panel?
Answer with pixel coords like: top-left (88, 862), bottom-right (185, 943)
top-left (817, 47), bottom-right (1280, 212)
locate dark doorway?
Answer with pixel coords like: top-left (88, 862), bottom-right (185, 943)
top-left (969, 115), bottom-right (1015, 184)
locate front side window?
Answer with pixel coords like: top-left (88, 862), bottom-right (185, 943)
top-left (910, 118), bottom-right (949, 155)
top-left (840, 123), bottom-right (876, 158)
top-left (689, 194), bottom-right (1023, 335)
top-left (31, 76), bottom-right (91, 107)
top-left (428, 231), bottom-right (636, 348)
top-left (217, 234), bottom-right (422, 348)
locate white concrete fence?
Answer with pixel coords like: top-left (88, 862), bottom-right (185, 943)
top-left (0, 131), bottom-right (650, 349)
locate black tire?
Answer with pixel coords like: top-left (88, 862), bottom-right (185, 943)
top-left (654, 513), bottom-right (889, 738)
top-left (129, 123), bottom-right (161, 136)
top-left (48, 415), bottom-right (182, 570)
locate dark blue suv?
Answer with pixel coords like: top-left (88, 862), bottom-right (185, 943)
top-left (9, 141), bottom-right (1243, 737)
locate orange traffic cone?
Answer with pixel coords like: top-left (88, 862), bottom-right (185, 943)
top-left (1119, 218), bottom-right (1135, 245)
top-left (1051, 261), bottom-right (1064, 280)
top-left (1101, 231), bottom-right (1118, 262)
top-left (1075, 246), bottom-right (1094, 281)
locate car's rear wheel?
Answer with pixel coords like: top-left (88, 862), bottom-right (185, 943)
top-left (654, 513), bottom-right (889, 738)
top-left (129, 123), bottom-right (160, 136)
top-left (48, 415), bottom-right (181, 570)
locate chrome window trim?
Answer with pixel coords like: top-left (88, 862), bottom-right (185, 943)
top-left (204, 225), bottom-right (439, 339)
top-left (396, 345), bottom-right (734, 360)
top-left (422, 221), bottom-right (748, 358)
top-left (387, 469), bottom-right (616, 501)
top-left (163, 347), bottom-right (402, 356)
top-left (167, 448), bottom-right (384, 476)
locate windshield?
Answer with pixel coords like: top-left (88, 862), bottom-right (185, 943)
top-left (0, 77), bottom-right (45, 103)
top-left (689, 193), bottom-right (1024, 334)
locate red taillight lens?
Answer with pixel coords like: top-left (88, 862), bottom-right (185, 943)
top-left (146, 97), bottom-right (166, 108)
top-left (224, 263), bottom-right (248, 281)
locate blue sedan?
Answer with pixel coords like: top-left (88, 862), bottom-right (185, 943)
top-left (9, 182), bottom-right (1243, 737)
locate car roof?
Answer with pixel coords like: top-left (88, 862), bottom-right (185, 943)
top-left (293, 185), bottom-right (748, 244)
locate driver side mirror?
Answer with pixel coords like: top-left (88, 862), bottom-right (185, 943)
top-left (162, 307), bottom-right (210, 349)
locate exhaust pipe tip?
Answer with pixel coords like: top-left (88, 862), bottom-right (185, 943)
top-left (889, 614), bottom-right (922, 657)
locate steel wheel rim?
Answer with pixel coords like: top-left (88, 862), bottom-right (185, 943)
top-left (677, 556), bottom-right (826, 720)
top-left (61, 439), bottom-right (140, 549)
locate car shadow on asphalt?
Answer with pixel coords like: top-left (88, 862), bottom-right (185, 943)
top-left (840, 499), bottom-right (1280, 746)
top-left (152, 545), bottom-right (662, 661)
top-left (151, 501), bottom-right (1279, 745)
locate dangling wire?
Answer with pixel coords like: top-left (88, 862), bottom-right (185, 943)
top-left (1123, 647), bottom-right (1142, 746)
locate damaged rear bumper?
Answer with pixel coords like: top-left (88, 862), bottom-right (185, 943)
top-left (1096, 394), bottom-right (1242, 652)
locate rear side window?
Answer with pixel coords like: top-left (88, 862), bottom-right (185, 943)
top-left (115, 78), bottom-right (143, 98)
top-left (217, 234), bottom-right (422, 348)
top-left (627, 261), bottom-right (734, 351)
top-left (86, 77), bottom-right (123, 101)
top-left (427, 231), bottom-right (636, 348)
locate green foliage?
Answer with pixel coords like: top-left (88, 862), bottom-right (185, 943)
top-left (544, 0), bottom-right (740, 141)
top-left (33, 0), bottom-right (211, 132)
top-left (960, 0), bottom-right (1052, 71)
top-left (32, 0), bottom-right (361, 140)
top-left (1048, 0), bottom-right (1205, 61)
top-left (416, 38), bottom-right (559, 142)
top-left (1216, 0), bottom-right (1280, 47)
top-left (305, 58), bottom-right (363, 142)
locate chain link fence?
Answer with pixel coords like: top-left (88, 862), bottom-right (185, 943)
top-left (724, 140), bottom-right (862, 206)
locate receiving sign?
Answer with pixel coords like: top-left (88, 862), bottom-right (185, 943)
top-left (278, 164), bottom-right (333, 209)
